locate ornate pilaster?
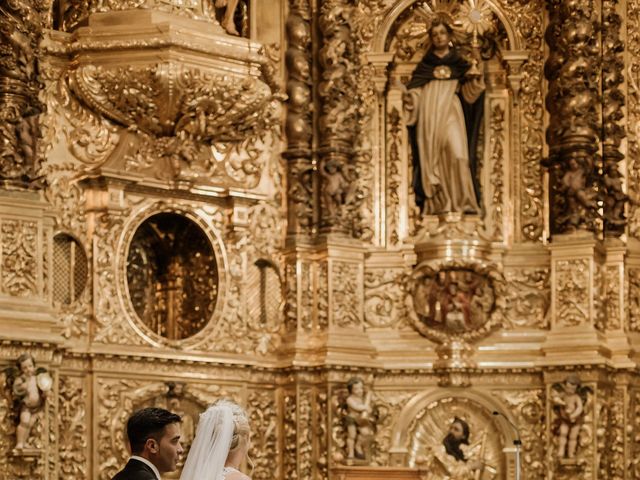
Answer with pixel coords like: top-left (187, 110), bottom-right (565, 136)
top-left (0, 0), bottom-right (48, 187)
top-left (0, 191), bottom-right (58, 342)
top-left (542, 236), bottom-right (609, 364)
top-left (544, 0), bottom-right (600, 235)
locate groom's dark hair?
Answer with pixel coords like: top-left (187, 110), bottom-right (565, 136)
top-left (127, 407), bottom-right (182, 454)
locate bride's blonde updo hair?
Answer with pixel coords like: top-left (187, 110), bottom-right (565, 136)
top-left (214, 399), bottom-right (250, 453)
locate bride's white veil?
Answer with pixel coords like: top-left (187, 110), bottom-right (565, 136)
top-left (180, 402), bottom-right (234, 480)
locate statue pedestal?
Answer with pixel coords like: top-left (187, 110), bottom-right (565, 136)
top-left (332, 466), bottom-right (428, 480)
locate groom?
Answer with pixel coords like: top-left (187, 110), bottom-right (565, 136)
top-left (112, 407), bottom-right (183, 480)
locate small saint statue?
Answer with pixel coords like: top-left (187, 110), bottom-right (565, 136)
top-left (5, 353), bottom-right (53, 452)
top-left (343, 377), bottom-right (375, 462)
top-left (404, 19), bottom-right (485, 215)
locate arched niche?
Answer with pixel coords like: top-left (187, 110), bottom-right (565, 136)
top-left (389, 389), bottom-right (521, 479)
top-left (365, 0), bottom-right (531, 247)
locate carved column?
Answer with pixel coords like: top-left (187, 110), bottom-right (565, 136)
top-left (544, 0), bottom-right (600, 236)
top-left (317, 0), bottom-right (357, 234)
top-left (0, 0), bottom-right (47, 187)
top-left (285, 0), bottom-right (315, 238)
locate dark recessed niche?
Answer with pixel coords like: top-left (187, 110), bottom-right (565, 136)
top-left (126, 213), bottom-right (218, 340)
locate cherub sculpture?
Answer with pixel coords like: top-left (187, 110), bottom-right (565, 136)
top-left (5, 353), bottom-right (52, 451)
top-left (551, 374), bottom-right (590, 460)
top-left (342, 377), bottom-right (376, 461)
top-left (320, 158), bottom-right (355, 219)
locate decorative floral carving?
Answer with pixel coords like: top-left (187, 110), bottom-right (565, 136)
top-left (364, 268), bottom-right (407, 329)
top-left (1, 220), bottom-right (38, 297)
top-left (495, 0), bottom-right (545, 242)
top-left (630, 387), bottom-right (640, 478)
top-left (93, 212), bottom-right (145, 346)
top-left (387, 107), bottom-right (402, 247)
top-left (316, 389), bottom-right (329, 480)
top-left (629, 268), bottom-right (640, 331)
top-left (247, 390), bottom-right (278, 480)
top-left (331, 262), bottom-right (360, 328)
top-left (603, 264), bottom-right (622, 330)
top-left (504, 268), bottom-right (550, 329)
top-left (598, 385), bottom-right (625, 479)
top-left (602, 0), bottom-right (627, 236)
top-left (554, 259), bottom-right (590, 327)
top-left (493, 388), bottom-right (546, 479)
top-left (488, 103), bottom-right (505, 240)
top-left (59, 375), bottom-right (87, 478)
top-left (283, 391), bottom-right (297, 480)
top-left (368, 390), bottom-right (413, 467)
top-left (57, 0), bottom-right (240, 32)
top-left (298, 388), bottom-right (313, 478)
top-left (71, 64), bottom-right (272, 143)
top-left (628, 0), bottom-right (640, 237)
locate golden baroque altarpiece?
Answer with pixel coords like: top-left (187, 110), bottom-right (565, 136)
top-left (0, 0), bottom-right (639, 478)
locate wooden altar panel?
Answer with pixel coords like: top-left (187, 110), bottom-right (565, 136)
top-left (332, 466), bottom-right (428, 480)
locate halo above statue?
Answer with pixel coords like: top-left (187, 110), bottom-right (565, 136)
top-left (414, 0), bottom-right (495, 48)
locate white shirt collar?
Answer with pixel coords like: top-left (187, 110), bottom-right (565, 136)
top-left (130, 455), bottom-right (161, 480)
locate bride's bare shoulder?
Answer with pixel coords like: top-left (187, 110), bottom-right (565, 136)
top-left (225, 472), bottom-right (251, 480)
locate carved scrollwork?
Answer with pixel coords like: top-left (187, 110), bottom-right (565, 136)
top-left (628, 268), bottom-right (640, 332)
top-left (56, 0), bottom-right (240, 32)
top-left (59, 375), bottom-right (88, 478)
top-left (504, 268), bottom-right (550, 329)
top-left (554, 259), bottom-right (589, 327)
top-left (492, 389), bottom-right (546, 478)
top-left (283, 391), bottom-right (297, 479)
top-left (601, 0), bottom-right (627, 236)
top-left (247, 390), bottom-right (279, 480)
top-left (331, 262), bottom-right (360, 328)
top-left (628, 0), bottom-right (640, 237)
top-left (70, 64), bottom-right (275, 144)
top-left (0, 220), bottom-right (38, 298)
top-left (364, 268), bottom-right (408, 329)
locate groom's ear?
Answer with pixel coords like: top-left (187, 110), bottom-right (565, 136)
top-left (145, 437), bottom-right (159, 454)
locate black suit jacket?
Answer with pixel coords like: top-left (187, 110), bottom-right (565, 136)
top-left (112, 458), bottom-right (158, 480)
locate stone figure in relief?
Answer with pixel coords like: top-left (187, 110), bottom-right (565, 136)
top-left (344, 377), bottom-right (375, 461)
top-left (404, 20), bottom-right (485, 215)
top-left (5, 353), bottom-right (53, 451)
top-left (418, 417), bottom-right (496, 480)
top-left (552, 374), bottom-right (589, 460)
top-left (413, 269), bottom-right (495, 334)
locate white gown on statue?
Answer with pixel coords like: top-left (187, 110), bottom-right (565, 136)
top-left (406, 78), bottom-right (481, 214)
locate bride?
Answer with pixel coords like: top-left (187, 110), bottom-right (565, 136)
top-left (180, 399), bottom-right (252, 480)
